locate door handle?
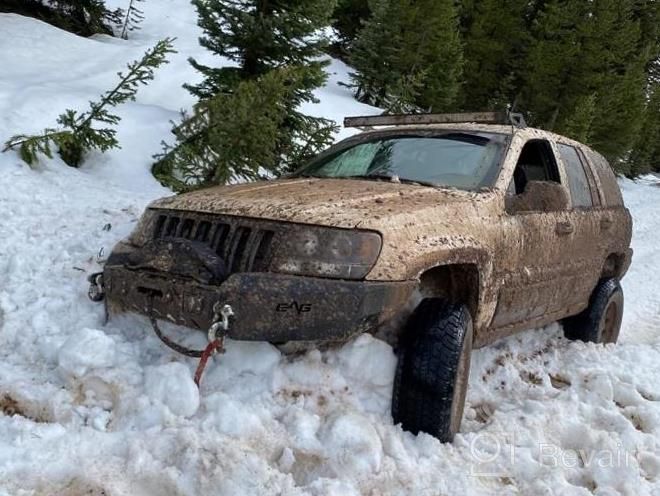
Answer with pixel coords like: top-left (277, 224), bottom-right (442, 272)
top-left (556, 221), bottom-right (574, 235)
top-left (600, 217), bottom-right (613, 231)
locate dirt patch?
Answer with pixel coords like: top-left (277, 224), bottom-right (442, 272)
top-left (31, 477), bottom-right (109, 496)
top-left (0, 393), bottom-right (52, 423)
top-left (550, 374), bottom-right (572, 390)
top-left (473, 402), bottom-right (495, 424)
top-left (520, 370), bottom-right (543, 386)
top-left (0, 394), bottom-right (22, 416)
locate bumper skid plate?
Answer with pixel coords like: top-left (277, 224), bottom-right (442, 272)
top-left (104, 266), bottom-right (414, 343)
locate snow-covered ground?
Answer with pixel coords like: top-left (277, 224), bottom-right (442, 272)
top-left (2, 3), bottom-right (660, 495)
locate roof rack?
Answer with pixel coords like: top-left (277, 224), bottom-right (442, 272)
top-left (344, 111), bottom-right (527, 129)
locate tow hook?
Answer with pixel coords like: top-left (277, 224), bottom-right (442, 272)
top-left (87, 272), bottom-right (105, 302)
top-left (208, 303), bottom-right (234, 347)
top-left (194, 303), bottom-right (234, 387)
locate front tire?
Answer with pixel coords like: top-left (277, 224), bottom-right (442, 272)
top-left (392, 298), bottom-right (472, 442)
top-left (563, 278), bottom-right (624, 344)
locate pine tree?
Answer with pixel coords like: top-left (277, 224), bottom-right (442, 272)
top-left (348, 0), bottom-right (408, 108)
top-left (331, 0), bottom-right (371, 57)
top-left (561, 93), bottom-right (597, 144)
top-left (633, 0), bottom-right (660, 77)
top-left (405, 0), bottom-right (463, 112)
top-left (581, 0), bottom-right (647, 163)
top-left (459, 0), bottom-right (535, 111)
top-left (629, 83), bottom-right (660, 175)
top-left (1, 0), bottom-right (123, 36)
top-left (48, 0), bottom-right (123, 36)
top-left (155, 66), bottom-right (326, 190)
top-left (625, 0), bottom-right (659, 175)
top-left (187, 0), bottom-right (336, 99)
top-left (521, 0), bottom-right (648, 164)
top-left (120, 0), bottom-right (145, 39)
top-left (349, 0), bottom-right (463, 113)
top-left (3, 39), bottom-right (175, 167)
top-left (521, 0), bottom-right (585, 129)
top-left (157, 0), bottom-right (338, 187)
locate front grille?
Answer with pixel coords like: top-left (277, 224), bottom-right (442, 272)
top-left (152, 212), bottom-right (275, 274)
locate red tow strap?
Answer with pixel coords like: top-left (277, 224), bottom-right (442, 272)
top-left (147, 295), bottom-right (229, 388)
top-left (194, 339), bottom-right (223, 388)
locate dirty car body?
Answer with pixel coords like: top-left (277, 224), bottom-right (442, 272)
top-left (100, 118), bottom-right (633, 350)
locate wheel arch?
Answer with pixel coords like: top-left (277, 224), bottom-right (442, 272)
top-left (396, 243), bottom-right (496, 338)
top-left (601, 252), bottom-right (629, 280)
top-left (418, 263), bottom-right (481, 323)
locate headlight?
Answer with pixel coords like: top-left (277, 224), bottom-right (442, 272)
top-left (272, 227), bottom-right (382, 280)
top-left (127, 209), bottom-right (158, 247)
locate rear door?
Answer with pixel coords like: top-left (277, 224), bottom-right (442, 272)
top-left (554, 142), bottom-right (604, 312)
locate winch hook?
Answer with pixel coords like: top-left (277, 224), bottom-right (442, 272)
top-left (194, 303), bottom-right (234, 388)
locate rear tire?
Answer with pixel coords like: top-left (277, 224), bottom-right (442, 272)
top-left (563, 278), bottom-right (623, 344)
top-left (392, 298), bottom-right (472, 442)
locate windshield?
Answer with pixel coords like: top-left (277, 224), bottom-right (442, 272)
top-left (296, 133), bottom-right (506, 190)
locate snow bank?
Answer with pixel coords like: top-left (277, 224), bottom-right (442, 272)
top-left (2, 5), bottom-right (660, 495)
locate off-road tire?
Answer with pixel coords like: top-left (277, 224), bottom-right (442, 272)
top-left (392, 298), bottom-right (473, 442)
top-left (563, 278), bottom-right (624, 344)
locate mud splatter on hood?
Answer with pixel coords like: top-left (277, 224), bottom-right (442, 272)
top-left (150, 178), bottom-right (490, 229)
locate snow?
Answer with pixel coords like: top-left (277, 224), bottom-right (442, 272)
top-left (2, 4), bottom-right (660, 495)
top-left (144, 362), bottom-right (200, 418)
top-left (58, 328), bottom-right (117, 378)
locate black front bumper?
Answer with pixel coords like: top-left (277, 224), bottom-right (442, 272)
top-left (104, 266), bottom-right (415, 342)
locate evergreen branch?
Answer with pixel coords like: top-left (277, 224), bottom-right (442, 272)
top-left (2, 131), bottom-right (58, 153)
top-left (2, 38), bottom-right (176, 167)
top-left (73, 37), bottom-right (176, 135)
top-left (120, 0), bottom-right (145, 39)
top-left (2, 129), bottom-right (69, 166)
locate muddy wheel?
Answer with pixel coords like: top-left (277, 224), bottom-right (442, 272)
top-left (563, 278), bottom-right (624, 344)
top-left (392, 298), bottom-right (472, 442)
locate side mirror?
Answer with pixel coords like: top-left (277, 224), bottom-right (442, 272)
top-left (506, 180), bottom-right (569, 214)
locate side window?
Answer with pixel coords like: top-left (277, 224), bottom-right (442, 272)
top-left (508, 139), bottom-right (561, 195)
top-left (557, 144), bottom-right (593, 208)
top-left (506, 139), bottom-right (568, 214)
top-left (586, 150), bottom-right (623, 207)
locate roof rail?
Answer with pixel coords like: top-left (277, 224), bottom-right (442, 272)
top-left (344, 111), bottom-right (527, 129)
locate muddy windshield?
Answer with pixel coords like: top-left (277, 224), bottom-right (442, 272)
top-left (296, 133), bottom-right (506, 190)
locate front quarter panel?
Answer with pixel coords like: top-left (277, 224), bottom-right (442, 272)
top-left (365, 194), bottom-right (505, 336)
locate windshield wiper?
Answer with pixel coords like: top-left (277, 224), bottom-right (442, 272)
top-left (295, 173), bottom-right (440, 188)
top-left (344, 174), bottom-right (440, 188)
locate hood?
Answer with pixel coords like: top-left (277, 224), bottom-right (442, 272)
top-left (151, 178), bottom-right (490, 230)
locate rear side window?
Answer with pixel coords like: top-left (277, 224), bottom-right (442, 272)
top-left (558, 144), bottom-right (593, 208)
top-left (586, 150), bottom-right (624, 207)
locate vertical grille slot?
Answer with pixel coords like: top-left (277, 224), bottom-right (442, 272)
top-left (240, 230), bottom-right (262, 272)
top-left (195, 221), bottom-right (212, 242)
top-left (151, 212), bottom-right (277, 276)
top-left (165, 217), bottom-right (180, 237)
top-left (213, 223), bottom-right (231, 256)
top-left (227, 227), bottom-right (251, 273)
top-left (180, 218), bottom-right (196, 239)
top-left (154, 215), bottom-right (167, 239)
top-left (251, 230), bottom-right (274, 271)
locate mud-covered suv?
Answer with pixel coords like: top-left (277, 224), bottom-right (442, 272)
top-left (92, 112), bottom-right (633, 442)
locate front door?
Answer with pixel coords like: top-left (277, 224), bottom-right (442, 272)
top-left (491, 139), bottom-right (574, 330)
